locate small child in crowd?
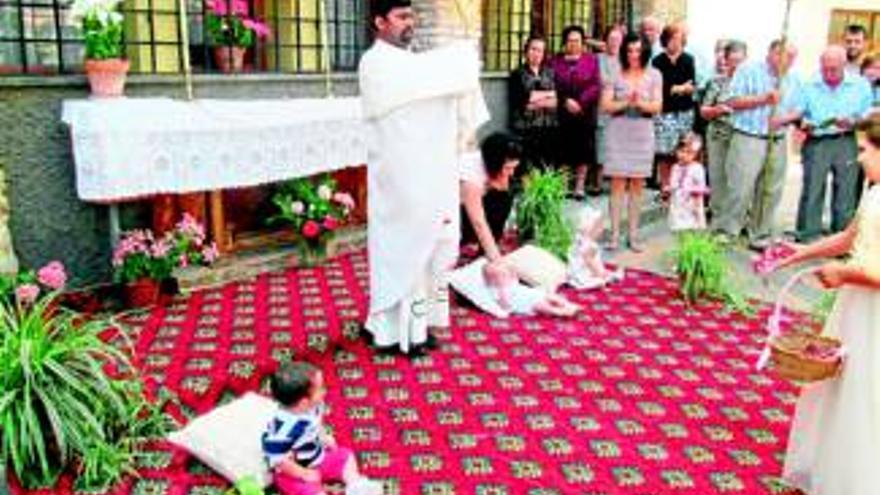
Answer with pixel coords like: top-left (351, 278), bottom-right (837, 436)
top-left (262, 362), bottom-right (383, 495)
top-left (666, 133), bottom-right (709, 232)
top-left (567, 206), bottom-right (624, 289)
top-left (482, 260), bottom-right (580, 317)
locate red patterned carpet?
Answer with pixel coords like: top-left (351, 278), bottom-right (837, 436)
top-left (12, 250), bottom-right (802, 495)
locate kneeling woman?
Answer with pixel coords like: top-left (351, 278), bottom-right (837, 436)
top-left (460, 133), bottom-right (522, 262)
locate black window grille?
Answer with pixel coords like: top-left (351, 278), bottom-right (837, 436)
top-left (481, 0), bottom-right (634, 72)
top-left (0, 0), bottom-right (368, 75)
top-left (482, 0), bottom-right (531, 72)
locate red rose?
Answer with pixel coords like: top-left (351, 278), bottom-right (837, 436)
top-left (302, 220), bottom-right (321, 239)
top-left (322, 216), bottom-right (338, 231)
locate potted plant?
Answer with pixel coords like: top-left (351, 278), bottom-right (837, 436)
top-left (71, 0), bottom-right (128, 97)
top-left (668, 231), bottom-right (751, 314)
top-left (0, 295), bottom-right (175, 491)
top-left (515, 169), bottom-right (575, 261)
top-left (112, 216), bottom-right (218, 308)
top-left (270, 175), bottom-right (354, 266)
top-left (205, 0), bottom-right (270, 73)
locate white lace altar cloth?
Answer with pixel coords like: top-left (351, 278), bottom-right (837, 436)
top-left (61, 97), bottom-right (366, 202)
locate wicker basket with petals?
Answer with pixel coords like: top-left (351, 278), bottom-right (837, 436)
top-left (756, 267), bottom-right (845, 383)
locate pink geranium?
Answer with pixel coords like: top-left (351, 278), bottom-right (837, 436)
top-left (202, 243), bottom-right (220, 264)
top-left (15, 284), bottom-right (40, 305)
top-left (37, 261), bottom-right (67, 290)
top-left (242, 18), bottom-right (270, 38)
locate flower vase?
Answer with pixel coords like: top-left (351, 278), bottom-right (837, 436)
top-left (297, 239), bottom-right (327, 267)
top-left (213, 46), bottom-right (246, 73)
top-left (124, 278), bottom-right (161, 308)
top-left (84, 58), bottom-right (130, 98)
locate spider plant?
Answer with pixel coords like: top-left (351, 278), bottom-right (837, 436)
top-left (0, 294), bottom-right (174, 490)
top-left (515, 169), bottom-right (574, 260)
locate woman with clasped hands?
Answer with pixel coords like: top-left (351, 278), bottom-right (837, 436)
top-left (600, 33), bottom-right (663, 251)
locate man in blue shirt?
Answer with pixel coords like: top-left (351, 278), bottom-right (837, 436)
top-left (714, 39), bottom-right (800, 248)
top-left (773, 46), bottom-right (873, 242)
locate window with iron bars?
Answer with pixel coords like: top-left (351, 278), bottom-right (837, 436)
top-left (0, 0), bottom-right (368, 75)
top-left (481, 0), bottom-right (634, 72)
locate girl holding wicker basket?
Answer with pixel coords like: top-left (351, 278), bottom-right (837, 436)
top-left (771, 111), bottom-right (880, 495)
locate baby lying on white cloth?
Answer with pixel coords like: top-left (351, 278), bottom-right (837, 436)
top-left (450, 257), bottom-right (579, 318)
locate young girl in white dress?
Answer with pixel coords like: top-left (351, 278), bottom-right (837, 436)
top-left (666, 133), bottom-right (709, 232)
top-left (774, 113), bottom-right (880, 495)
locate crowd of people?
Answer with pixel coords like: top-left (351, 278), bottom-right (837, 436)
top-left (508, 16), bottom-right (880, 251)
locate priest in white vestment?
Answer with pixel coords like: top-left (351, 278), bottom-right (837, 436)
top-left (359, 0), bottom-right (489, 355)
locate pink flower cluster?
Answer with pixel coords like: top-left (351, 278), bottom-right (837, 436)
top-left (37, 261), bottom-right (67, 290)
top-left (16, 284), bottom-right (41, 305)
top-left (205, 0), bottom-right (270, 38)
top-left (13, 260), bottom-right (67, 305)
top-left (112, 229), bottom-right (155, 267)
top-left (752, 242), bottom-right (797, 275)
top-left (206, 0), bottom-right (247, 16)
top-left (173, 214), bottom-right (219, 266)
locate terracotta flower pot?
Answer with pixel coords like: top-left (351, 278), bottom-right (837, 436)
top-left (213, 46), bottom-right (246, 73)
top-left (84, 58), bottom-right (130, 98)
top-left (124, 278), bottom-right (161, 308)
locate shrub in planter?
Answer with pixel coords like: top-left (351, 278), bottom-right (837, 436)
top-left (0, 296), bottom-right (175, 490)
top-left (515, 169), bottom-right (574, 261)
top-left (113, 215), bottom-right (218, 306)
top-left (669, 231), bottom-right (751, 313)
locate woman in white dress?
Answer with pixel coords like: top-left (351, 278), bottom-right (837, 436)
top-left (774, 112), bottom-right (880, 495)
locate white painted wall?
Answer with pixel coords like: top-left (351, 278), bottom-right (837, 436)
top-left (687, 0), bottom-right (877, 78)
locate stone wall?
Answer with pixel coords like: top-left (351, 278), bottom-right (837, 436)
top-left (0, 73), bottom-right (507, 286)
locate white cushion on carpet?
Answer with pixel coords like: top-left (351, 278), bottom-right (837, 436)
top-left (502, 245), bottom-right (567, 292)
top-left (448, 258), bottom-right (510, 319)
top-left (167, 391), bottom-right (278, 487)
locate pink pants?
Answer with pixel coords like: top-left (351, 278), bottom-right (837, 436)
top-left (273, 446), bottom-right (354, 495)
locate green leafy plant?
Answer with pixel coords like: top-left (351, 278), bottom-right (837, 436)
top-left (0, 295), bottom-right (175, 490)
top-left (515, 169), bottom-right (574, 260)
top-left (205, 0), bottom-right (270, 48)
top-left (71, 0), bottom-right (124, 60)
top-left (669, 232), bottom-right (752, 314)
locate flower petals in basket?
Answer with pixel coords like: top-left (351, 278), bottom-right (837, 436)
top-left (768, 332), bottom-right (845, 383)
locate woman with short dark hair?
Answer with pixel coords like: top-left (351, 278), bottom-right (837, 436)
top-left (652, 24), bottom-right (696, 196)
top-left (601, 34), bottom-right (663, 251)
top-left (509, 35), bottom-right (558, 173)
top-left (460, 133), bottom-right (523, 261)
top-left (549, 25), bottom-right (602, 200)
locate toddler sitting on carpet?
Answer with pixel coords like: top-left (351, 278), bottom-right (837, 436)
top-left (262, 362), bottom-right (383, 495)
top-left (567, 206), bottom-right (624, 289)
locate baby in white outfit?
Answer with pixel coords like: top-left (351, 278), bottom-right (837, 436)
top-left (567, 206), bottom-right (624, 289)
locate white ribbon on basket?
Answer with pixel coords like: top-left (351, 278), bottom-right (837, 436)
top-left (756, 265), bottom-right (840, 371)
